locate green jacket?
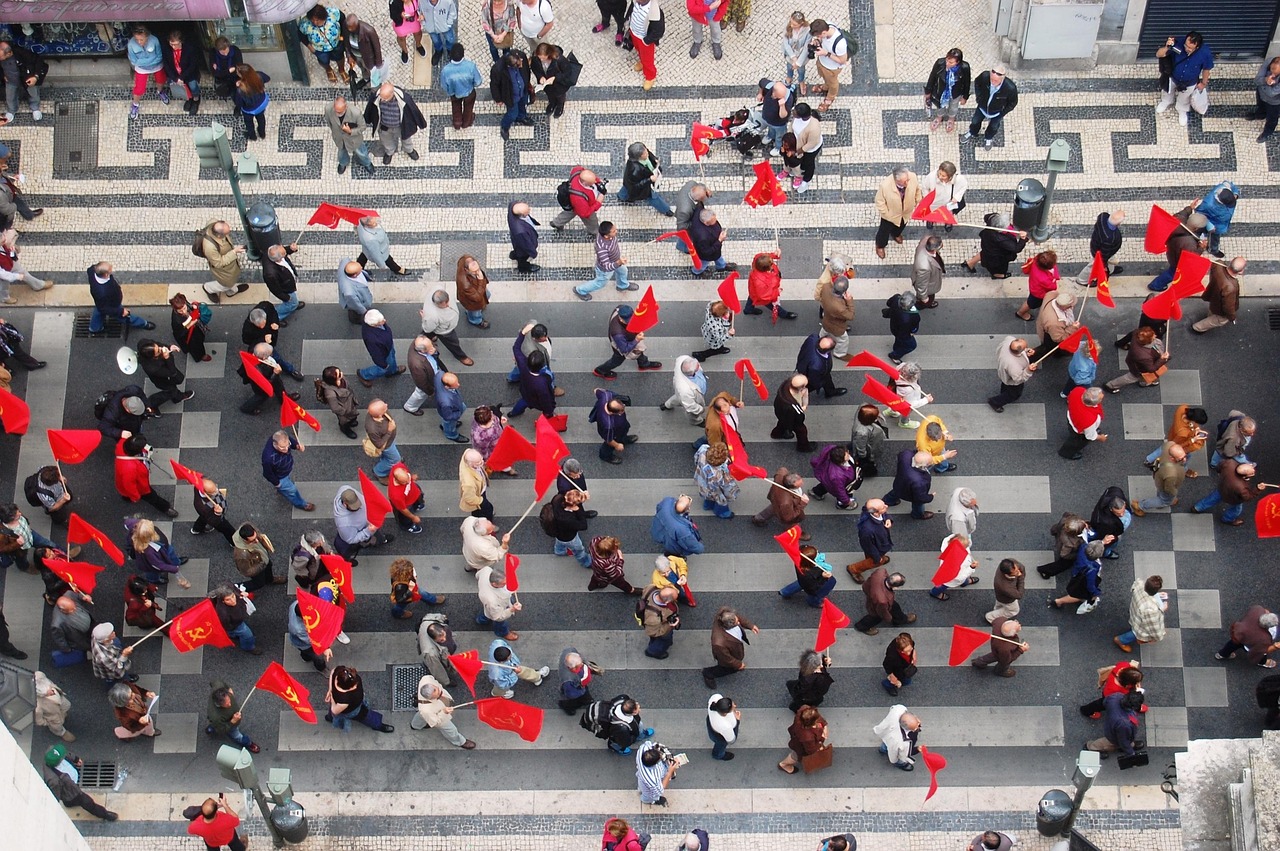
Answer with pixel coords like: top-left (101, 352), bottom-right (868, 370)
top-left (207, 680), bottom-right (238, 734)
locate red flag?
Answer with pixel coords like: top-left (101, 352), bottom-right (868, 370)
top-left (1170, 252), bottom-right (1211, 299)
top-left (256, 661), bottom-right (317, 724)
top-left (814, 598), bottom-right (850, 653)
top-left (474, 697), bottom-right (544, 742)
top-left (1144, 205), bottom-right (1182, 254)
top-left (295, 588), bottom-right (345, 653)
top-left (689, 122), bottom-right (725, 160)
top-left (0, 386), bottom-right (29, 435)
top-left (860, 375), bottom-right (911, 416)
top-left (169, 458), bottom-right (204, 488)
top-left (1096, 279), bottom-right (1115, 309)
top-left (44, 559), bottom-right (105, 595)
top-left (486, 426), bottom-right (536, 473)
top-left (1056, 326), bottom-right (1088, 354)
top-left (948, 624), bottom-right (991, 666)
top-left (910, 188), bottom-right (936, 221)
top-left (745, 160), bottom-right (786, 207)
top-left (1079, 328), bottom-right (1099, 363)
top-left (1086, 252), bottom-right (1113, 306)
top-left (449, 650), bottom-right (482, 696)
top-left (733, 358), bottom-right (768, 402)
top-left (307, 201), bottom-right (377, 229)
top-left (505, 552), bottom-right (521, 592)
top-left (169, 599), bottom-right (234, 653)
top-left (68, 514), bottom-right (125, 566)
top-left (281, 396), bottom-right (322, 433)
top-left (356, 469), bottom-right (393, 528)
top-left (919, 745), bottom-right (948, 802)
top-left (318, 554), bottom-right (357, 604)
top-left (654, 230), bottom-right (701, 267)
top-left (922, 205), bottom-right (958, 226)
top-left (931, 538), bottom-right (969, 587)
top-left (238, 350), bottom-right (275, 397)
top-left (534, 415), bottom-right (571, 500)
top-left (1256, 493), bottom-right (1280, 538)
top-left (846, 350), bottom-right (901, 378)
top-left (774, 526), bottom-right (802, 567)
top-left (716, 271), bottom-right (742, 313)
top-left (722, 420), bottom-right (767, 481)
top-left (47, 429), bottom-right (102, 464)
top-left (626, 286), bottom-right (661, 335)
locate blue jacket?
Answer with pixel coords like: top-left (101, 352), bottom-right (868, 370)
top-left (487, 638), bottom-right (521, 689)
top-left (260, 433), bottom-right (297, 485)
top-left (1067, 345), bottom-right (1097, 386)
top-left (590, 389), bottom-right (629, 443)
top-left (1168, 37), bottom-right (1214, 88)
top-left (1072, 543), bottom-right (1102, 598)
top-left (435, 379), bottom-right (466, 422)
top-left (507, 203), bottom-right (539, 258)
top-left (87, 266), bottom-right (125, 317)
top-left (286, 601), bottom-right (310, 651)
top-left (886, 294), bottom-right (920, 339)
top-left (889, 448), bottom-right (932, 504)
top-left (127, 35), bottom-right (163, 73)
top-left (651, 497), bottom-right (704, 556)
top-left (362, 322), bottom-right (395, 368)
top-left (795, 334), bottom-right (833, 384)
top-left (440, 58), bottom-right (482, 99)
top-left (856, 507), bottom-right (893, 561)
top-left (1101, 692), bottom-right (1140, 756)
top-left (1196, 180), bottom-right (1238, 236)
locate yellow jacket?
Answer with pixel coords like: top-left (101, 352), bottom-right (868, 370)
top-left (915, 415), bottom-right (950, 464)
top-left (650, 555), bottom-right (688, 590)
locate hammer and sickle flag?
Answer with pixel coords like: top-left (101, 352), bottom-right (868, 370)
top-left (474, 697), bottom-right (544, 742)
top-left (169, 598), bottom-right (234, 653)
top-left (295, 587), bottom-right (346, 654)
top-left (625, 286), bottom-right (661, 335)
top-left (0, 386), bottom-right (30, 435)
top-left (256, 661), bottom-right (317, 724)
top-left (1256, 493), bottom-right (1280, 539)
top-left (319, 554), bottom-right (357, 604)
top-left (68, 513), bottom-right (125, 566)
top-left (734, 358), bottom-right (768, 402)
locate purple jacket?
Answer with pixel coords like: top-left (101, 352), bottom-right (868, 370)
top-left (810, 445), bottom-right (860, 506)
top-left (889, 448), bottom-right (932, 504)
top-left (590, 389), bottom-right (629, 442)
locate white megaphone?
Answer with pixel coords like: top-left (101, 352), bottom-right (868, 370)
top-left (116, 346), bottom-right (138, 375)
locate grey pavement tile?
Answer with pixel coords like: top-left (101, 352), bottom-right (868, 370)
top-left (1121, 403), bottom-right (1166, 441)
top-left (1140, 628), bottom-right (1183, 668)
top-left (1158, 370), bottom-right (1201, 406)
top-left (1144, 706), bottom-right (1189, 749)
top-left (777, 237), bottom-right (825, 282)
top-left (1176, 588), bottom-right (1222, 630)
top-left (1133, 550), bottom-right (1176, 589)
top-left (166, 558), bottom-right (210, 598)
top-left (1182, 667), bottom-right (1230, 708)
top-left (160, 640), bottom-right (203, 675)
top-left (151, 712), bottom-right (199, 754)
top-left (1171, 513), bottom-right (1216, 552)
top-left (185, 347), bottom-right (227, 380)
top-left (179, 412), bottom-right (222, 449)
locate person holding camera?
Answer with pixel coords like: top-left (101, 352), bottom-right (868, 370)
top-left (635, 739), bottom-right (680, 805)
top-left (807, 19), bottom-right (848, 112)
top-left (1155, 31), bottom-right (1214, 128)
top-left (639, 584), bottom-right (681, 658)
top-left (187, 793), bottom-right (244, 851)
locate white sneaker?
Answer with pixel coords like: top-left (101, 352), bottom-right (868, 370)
top-left (336, 631), bottom-right (351, 645)
top-left (1155, 100), bottom-right (1170, 114)
top-left (897, 419), bottom-right (921, 429)
top-left (499, 689), bottom-right (514, 699)
top-left (1178, 111), bottom-right (1188, 126)
top-left (770, 148), bottom-right (781, 157)
top-left (1, 112), bottom-right (11, 123)
top-left (984, 139), bottom-right (993, 149)
top-left (797, 181), bottom-right (810, 194)
top-left (537, 665), bottom-right (551, 679)
top-left (31, 110), bottom-right (41, 121)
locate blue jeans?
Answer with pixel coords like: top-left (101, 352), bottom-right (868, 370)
top-left (89, 308), bottom-right (149, 333)
top-left (465, 308), bottom-right (486, 326)
top-left (882, 676), bottom-right (912, 692)
top-left (440, 416), bottom-right (463, 440)
top-left (578, 264), bottom-right (631, 295)
top-left (707, 717), bottom-right (731, 759)
top-left (764, 123), bottom-right (786, 151)
top-left (373, 440), bottom-right (402, 477)
top-left (1139, 489), bottom-right (1176, 511)
top-left (779, 576), bottom-right (836, 607)
top-left (227, 622), bottom-right (255, 652)
top-left (694, 256), bottom-right (726, 275)
top-left (337, 142), bottom-right (373, 172)
top-left (930, 461), bottom-right (956, 474)
top-left (276, 291), bottom-right (300, 321)
top-left (968, 111), bottom-right (1004, 140)
top-left (501, 97), bottom-right (526, 131)
top-left (392, 589), bottom-right (440, 618)
top-left (703, 498), bottom-right (733, 519)
top-left (475, 613), bottom-right (511, 638)
top-left (270, 349), bottom-right (296, 376)
top-left (646, 632), bottom-right (674, 657)
top-left (890, 334), bottom-right (918, 360)
top-left (883, 492), bottom-right (929, 519)
top-left (616, 185), bottom-right (673, 215)
top-left (484, 33), bottom-right (510, 63)
top-left (225, 725), bottom-right (253, 747)
top-left (1194, 490), bottom-right (1243, 522)
top-left (1115, 630), bottom-right (1138, 646)
top-left (554, 534), bottom-right (592, 567)
top-left (429, 30), bottom-right (457, 55)
top-left (1148, 267), bottom-right (1175, 292)
top-left (784, 61), bottom-right (806, 86)
top-left (359, 348), bottom-right (399, 382)
top-left (274, 475), bottom-right (310, 509)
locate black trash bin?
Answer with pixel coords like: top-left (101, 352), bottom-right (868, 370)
top-left (1036, 788), bottom-right (1073, 837)
top-left (247, 200), bottom-right (282, 257)
top-left (1012, 178), bottom-right (1045, 233)
top-left (270, 800), bottom-right (309, 844)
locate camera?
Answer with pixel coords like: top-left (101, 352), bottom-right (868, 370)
top-left (807, 38), bottom-right (819, 60)
top-left (597, 177), bottom-right (609, 195)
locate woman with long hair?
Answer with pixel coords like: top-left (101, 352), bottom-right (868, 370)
top-left (232, 63), bottom-right (271, 141)
top-left (315, 365), bottom-right (360, 438)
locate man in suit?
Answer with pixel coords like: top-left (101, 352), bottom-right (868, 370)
top-left (403, 334), bottom-right (446, 416)
top-left (795, 333), bottom-right (846, 399)
top-left (701, 606), bottom-right (759, 688)
top-left (337, 259), bottom-right (374, 324)
top-left (847, 499), bottom-right (893, 582)
top-left (507, 201), bottom-right (541, 274)
top-left (970, 617), bottom-right (1029, 677)
top-left (261, 243), bottom-right (305, 320)
top-left (1217, 605), bottom-right (1279, 667)
top-left (241, 303), bottom-right (302, 380)
top-left (882, 449), bottom-right (935, 519)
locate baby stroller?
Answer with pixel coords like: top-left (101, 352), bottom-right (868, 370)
top-left (707, 105), bottom-right (768, 158)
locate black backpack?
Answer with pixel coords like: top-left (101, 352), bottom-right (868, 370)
top-left (579, 699), bottom-right (610, 738)
top-left (22, 471), bottom-right (44, 508)
top-left (93, 390), bottom-right (115, 421)
top-left (555, 180), bottom-right (573, 210)
top-left (538, 499), bottom-right (558, 537)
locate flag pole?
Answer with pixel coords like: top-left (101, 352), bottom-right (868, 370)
top-left (236, 686), bottom-right (259, 714)
top-left (131, 618), bottom-right (175, 649)
top-left (506, 496), bottom-right (542, 538)
top-left (556, 470), bottom-right (587, 493)
top-left (452, 700), bottom-right (478, 710)
top-left (990, 634), bottom-right (1026, 647)
top-left (1074, 281), bottom-right (1093, 324)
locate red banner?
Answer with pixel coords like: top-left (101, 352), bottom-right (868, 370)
top-left (449, 650), bottom-right (482, 696)
top-left (814, 598), bottom-right (850, 653)
top-left (47, 429), bottom-right (102, 464)
top-left (773, 526), bottom-right (802, 567)
top-left (169, 599), bottom-right (234, 653)
top-left (67, 513), bottom-right (125, 565)
top-left (745, 160), bottom-right (787, 208)
top-left (860, 375), bottom-right (911, 416)
top-left (295, 588), bottom-right (346, 653)
top-left (1144, 205), bottom-right (1181, 254)
top-left (307, 201), bottom-right (377, 229)
top-left (256, 661), bottom-right (317, 723)
top-left (474, 697), bottom-right (544, 742)
top-left (0, 386), bottom-right (29, 434)
top-left (947, 624), bottom-right (991, 666)
top-left (920, 744), bottom-right (948, 802)
top-left (654, 230), bottom-right (701, 266)
top-left (318, 554), bottom-right (357, 604)
top-left (625, 286), bottom-right (661, 335)
top-left (505, 552), bottom-right (522, 592)
top-left (238, 351), bottom-right (275, 397)
top-left (716, 271), bottom-right (742, 313)
top-left (357, 469), bottom-right (393, 528)
top-left (1256, 493), bottom-right (1280, 539)
top-left (486, 426), bottom-right (536, 473)
top-left (170, 458), bottom-right (205, 488)
top-left (733, 358), bottom-right (768, 401)
top-left (846, 350), bottom-right (901, 378)
top-left (281, 396), bottom-right (322, 432)
top-left (931, 537), bottom-right (969, 587)
top-left (534, 415), bottom-right (571, 500)
top-left (44, 558), bottom-right (105, 595)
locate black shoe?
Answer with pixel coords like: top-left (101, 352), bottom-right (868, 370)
top-left (378, 723), bottom-right (395, 733)
top-left (500, 126), bottom-right (510, 141)
top-left (517, 117), bottom-right (535, 126)
top-left (417, 45), bottom-right (427, 57)
top-left (825, 388), bottom-right (848, 398)
top-left (383, 154), bottom-right (393, 165)
top-left (518, 263), bottom-right (540, 273)
top-left (584, 510), bottom-right (598, 519)
top-left (142, 321), bottom-right (157, 330)
top-left (289, 370), bottom-right (304, 381)
top-left (431, 51), bottom-right (442, 66)
top-left (338, 162), bottom-right (348, 175)
top-left (604, 456), bottom-right (623, 465)
top-left (407, 150), bottom-right (419, 161)
top-left (593, 368), bottom-right (617, 380)
top-left (0, 647), bottom-right (27, 660)
top-left (340, 426), bottom-right (359, 439)
top-left (702, 675), bottom-right (717, 688)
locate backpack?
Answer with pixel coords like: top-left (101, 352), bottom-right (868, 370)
top-left (23, 471), bottom-right (44, 508)
top-left (191, 230), bottom-right (209, 259)
top-left (1216, 414), bottom-right (1244, 441)
top-left (93, 389), bottom-right (115, 421)
top-left (555, 180), bottom-right (573, 210)
top-left (579, 699), bottom-right (610, 738)
top-left (538, 499), bottom-right (557, 537)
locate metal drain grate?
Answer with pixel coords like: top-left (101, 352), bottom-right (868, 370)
top-left (390, 663), bottom-right (424, 711)
top-left (1268, 308), bottom-right (1280, 330)
top-left (53, 102), bottom-right (99, 176)
top-left (78, 761), bottom-right (118, 789)
top-left (72, 313), bottom-right (121, 338)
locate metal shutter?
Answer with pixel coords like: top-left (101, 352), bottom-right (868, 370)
top-left (1139, 0), bottom-right (1280, 60)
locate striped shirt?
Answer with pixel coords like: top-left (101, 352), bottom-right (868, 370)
top-left (634, 741), bottom-right (666, 803)
top-left (629, 0), bottom-right (656, 40)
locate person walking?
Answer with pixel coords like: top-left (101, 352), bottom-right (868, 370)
top-left (809, 444), bottom-right (861, 510)
top-left (231, 523), bottom-right (286, 592)
top-left (86, 262), bottom-right (153, 336)
top-left (987, 336), bottom-right (1036, 413)
top-left (315, 367), bottom-right (360, 439)
top-left (771, 374), bottom-right (812, 452)
top-left (420, 286), bottom-right (474, 365)
top-left (456, 254), bottom-right (491, 328)
top-left (476, 564), bottom-right (521, 640)
top-left (779, 545), bottom-right (836, 608)
top-left (1114, 576), bottom-right (1168, 652)
top-left (854, 568), bottom-right (915, 635)
top-left (986, 558), bottom-right (1025, 623)
top-left (706, 693), bottom-right (739, 760)
top-left (628, 0), bottom-right (664, 92)
top-left (751, 467), bottom-right (810, 536)
top-left (410, 675), bottom-right (477, 747)
top-left (777, 705), bottom-right (827, 774)
top-left (197, 220), bottom-right (251, 303)
top-left (962, 64), bottom-right (1018, 148)
top-left (1191, 256), bottom-right (1244, 334)
top-left (873, 704), bottom-right (922, 770)
top-left (507, 201), bottom-right (541, 273)
top-left (326, 666), bottom-right (395, 733)
top-left (261, 430), bottom-right (314, 511)
top-left (1059, 387), bottom-right (1107, 461)
top-left (551, 166), bottom-right (605, 236)
top-left (847, 498), bottom-right (893, 583)
top-left (593, 305), bottom-right (661, 378)
top-left (910, 235), bottom-right (944, 308)
top-left (1216, 606), bottom-right (1280, 668)
top-left (618, 142), bottom-right (673, 216)
top-left (588, 535), bottom-right (640, 595)
top-left (358, 310), bottom-right (406, 386)
top-left (786, 650), bottom-right (833, 711)
top-left (43, 745), bottom-right (117, 821)
top-left (881, 632), bottom-right (917, 695)
top-left (575, 222), bottom-right (636, 300)
top-left (971, 618), bottom-right (1028, 677)
top-left (356, 216), bottom-right (410, 278)
top-left (1193, 458), bottom-right (1264, 526)
top-left (337, 260), bottom-right (374, 324)
top-left (1155, 31), bottom-right (1214, 129)
top-left (1132, 442), bottom-right (1187, 515)
top-left (702, 607), bottom-right (758, 688)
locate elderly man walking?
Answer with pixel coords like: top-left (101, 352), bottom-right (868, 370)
top-left (660, 356), bottom-right (707, 425)
top-left (338, 260), bottom-right (374, 324)
top-left (1132, 442), bottom-right (1187, 515)
top-left (873, 167), bottom-right (921, 259)
top-left (986, 558), bottom-right (1025, 623)
top-left (883, 449), bottom-right (935, 519)
top-left (1114, 576), bottom-right (1168, 652)
top-left (1059, 387), bottom-right (1107, 460)
top-left (358, 310), bottom-right (405, 386)
top-left (324, 95), bottom-right (374, 176)
top-left (987, 336), bottom-right (1036, 412)
top-left (1217, 605), bottom-right (1280, 668)
top-left (198, 220), bottom-right (251, 303)
top-left (970, 618), bottom-right (1028, 677)
top-left (357, 215), bottom-right (409, 278)
top-left (410, 674), bottom-right (477, 747)
top-left (420, 285), bottom-right (473, 365)
top-left (701, 607), bottom-right (759, 688)
top-left (550, 166), bottom-right (604, 236)
top-left (911, 235), bottom-right (944, 308)
top-left (816, 260), bottom-right (855, 358)
top-left (1191, 256), bottom-right (1243, 334)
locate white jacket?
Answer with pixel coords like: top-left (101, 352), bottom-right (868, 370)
top-left (476, 565), bottom-right (515, 622)
top-left (873, 704), bottom-right (915, 765)
top-left (461, 517), bottom-right (504, 571)
top-left (670, 356), bottom-right (707, 417)
top-left (415, 674), bottom-right (455, 728)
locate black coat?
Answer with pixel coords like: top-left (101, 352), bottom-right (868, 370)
top-left (262, 250), bottom-right (299, 299)
top-left (622, 155), bottom-right (660, 201)
top-left (787, 669), bottom-right (834, 709)
top-left (689, 216), bottom-right (723, 262)
top-left (99, 385), bottom-right (147, 438)
top-left (161, 38), bottom-right (204, 84)
top-left (923, 57), bottom-right (971, 105)
top-left (795, 334), bottom-right (833, 386)
top-left (241, 301), bottom-right (282, 350)
top-left (973, 71), bottom-right (1018, 116)
top-left (2, 44), bottom-right (47, 88)
top-left (979, 217), bottom-right (1028, 271)
top-left (362, 87), bottom-right (428, 139)
top-left (886, 295), bottom-right (920, 340)
top-left (507, 203), bottom-right (540, 258)
top-left (890, 448), bottom-right (932, 504)
top-left (1090, 486), bottom-right (1128, 540)
top-left (137, 339), bottom-right (184, 390)
top-left (531, 55), bottom-right (569, 98)
top-left (490, 53), bottom-right (531, 106)
top-left (882, 643), bottom-right (918, 680)
top-left (772, 382), bottom-right (805, 431)
top-left (1089, 212), bottom-right (1123, 262)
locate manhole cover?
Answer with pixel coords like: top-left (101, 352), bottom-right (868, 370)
top-left (72, 313), bottom-right (121, 338)
top-left (78, 761), bottom-right (118, 789)
top-left (390, 663), bottom-right (424, 711)
top-left (1268, 308), bottom-right (1280, 330)
top-left (54, 102), bottom-right (99, 176)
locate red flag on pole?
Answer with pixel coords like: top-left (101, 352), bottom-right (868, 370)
top-left (68, 513), bottom-right (125, 566)
top-left (449, 650), bottom-right (482, 696)
top-left (922, 205), bottom-right (958, 226)
top-left (44, 559), bottom-right (105, 594)
top-left (474, 697), bottom-right (544, 742)
top-left (1086, 252), bottom-right (1114, 306)
top-left (654, 230), bottom-right (701, 266)
top-left (256, 661), bottom-right (317, 723)
top-left (689, 122), bottom-right (725, 160)
top-left (1079, 327), bottom-right (1099, 363)
top-left (307, 201), bottom-right (378, 229)
top-left (170, 458), bottom-right (205, 488)
top-left (773, 526), bottom-right (802, 567)
top-left (814, 598), bottom-right (850, 653)
top-left (295, 588), bottom-right (345, 653)
top-left (356, 469), bottom-right (394, 528)
top-left (931, 537), bottom-right (969, 587)
top-left (1144, 205), bottom-right (1181, 254)
top-left (281, 396), bottom-right (322, 432)
top-left (733, 358), bottom-right (769, 401)
top-left (948, 624), bottom-right (992, 666)
top-left (504, 552), bottom-right (521, 592)
top-left (1257, 494), bottom-right (1280, 538)
top-left (860, 375), bottom-right (912, 416)
top-left (919, 745), bottom-right (948, 802)
top-left (716, 271), bottom-right (742, 313)
top-left (1056, 326), bottom-right (1089, 354)
top-left (0, 386), bottom-right (29, 435)
top-left (318, 554), bottom-right (357, 604)
top-left (47, 429), bottom-right (102, 464)
top-left (846, 350), bottom-right (901, 378)
top-left (745, 160), bottom-right (787, 207)
top-left (722, 420), bottom-right (767, 481)
top-left (486, 426), bottom-right (536, 473)
top-left (910, 189), bottom-right (937, 221)
top-left (1170, 252), bottom-right (1212, 299)
top-left (169, 599), bottom-right (234, 653)
top-left (626, 286), bottom-right (661, 335)
top-left (534, 415), bottom-right (571, 500)
top-left (238, 351), bottom-right (276, 397)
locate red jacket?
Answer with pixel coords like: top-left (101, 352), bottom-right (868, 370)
top-left (566, 167), bottom-right (603, 218)
top-left (686, 0), bottom-right (727, 25)
top-left (747, 253), bottom-right (782, 305)
top-left (113, 438), bottom-right (152, 501)
top-left (387, 462), bottom-right (423, 513)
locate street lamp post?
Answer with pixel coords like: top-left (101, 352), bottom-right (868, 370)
top-left (1033, 138), bottom-right (1072, 243)
top-left (193, 121), bottom-right (261, 261)
top-left (216, 745), bottom-right (286, 848)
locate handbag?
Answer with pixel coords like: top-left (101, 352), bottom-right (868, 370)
top-left (801, 743), bottom-right (833, 773)
top-left (1118, 750), bottom-right (1149, 770)
top-left (1141, 364), bottom-right (1169, 384)
top-left (361, 436), bottom-right (381, 458)
top-left (1188, 86), bottom-right (1209, 116)
top-left (197, 302), bottom-right (213, 326)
